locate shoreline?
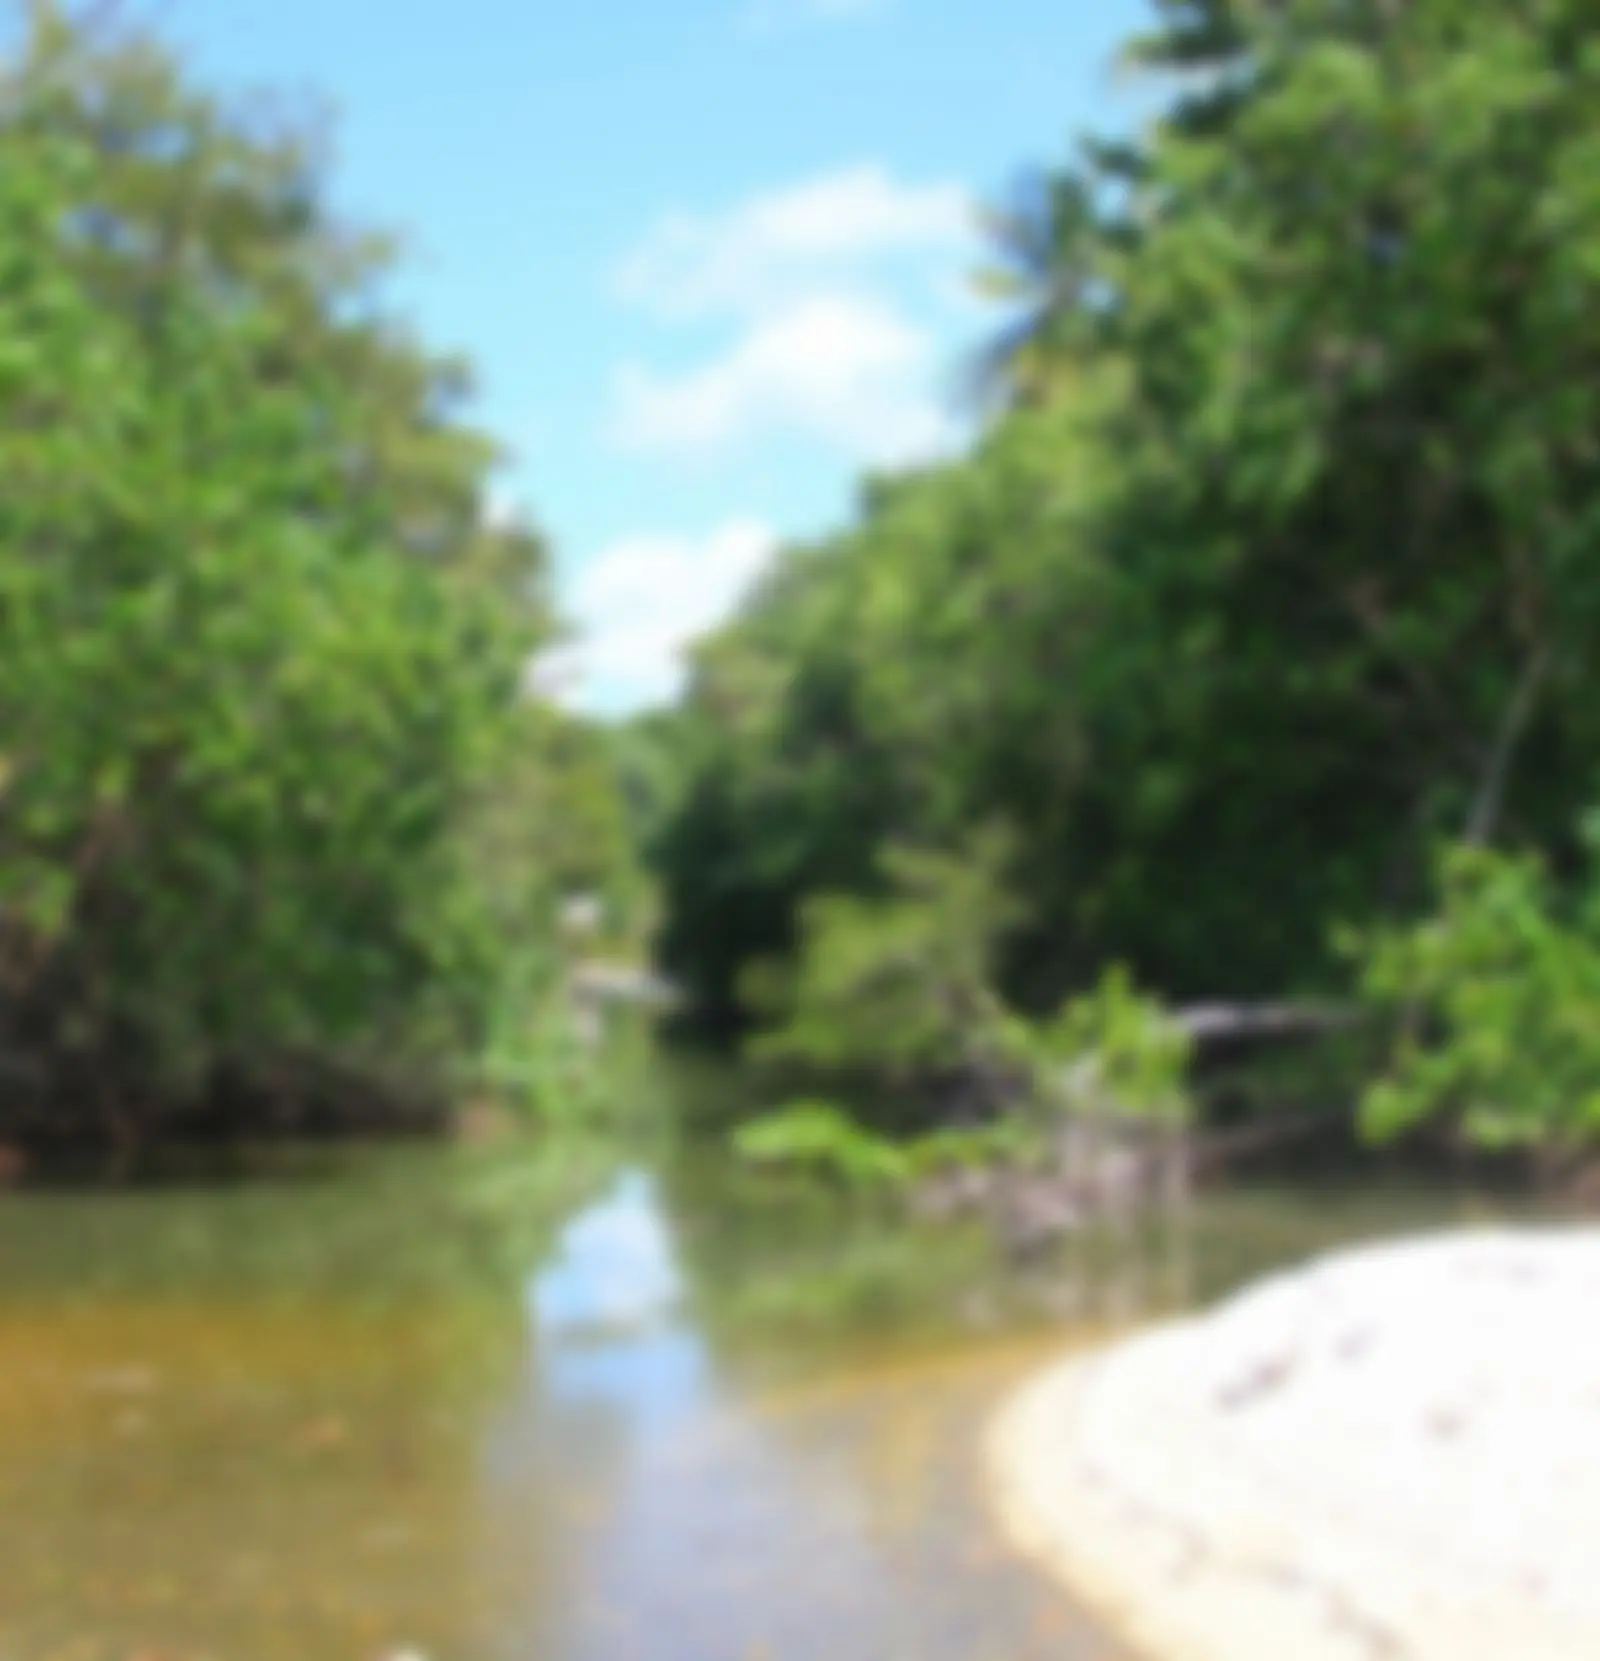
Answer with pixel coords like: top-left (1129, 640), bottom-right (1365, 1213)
top-left (987, 1226), bottom-right (1600, 1661)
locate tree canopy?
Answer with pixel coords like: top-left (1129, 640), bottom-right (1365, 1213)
top-left (643, 0), bottom-right (1600, 1148)
top-left (0, 4), bottom-right (638, 1156)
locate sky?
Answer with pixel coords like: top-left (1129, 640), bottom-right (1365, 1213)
top-left (154, 0), bottom-right (1155, 715)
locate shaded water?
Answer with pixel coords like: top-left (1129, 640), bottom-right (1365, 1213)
top-left (0, 1128), bottom-right (1519, 1661)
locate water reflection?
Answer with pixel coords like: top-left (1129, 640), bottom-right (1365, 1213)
top-left (529, 1169), bottom-right (709, 1436)
top-left (533, 1171), bottom-right (685, 1338)
top-left (0, 1140), bottom-right (1495, 1661)
top-left (509, 1167), bottom-right (1117, 1661)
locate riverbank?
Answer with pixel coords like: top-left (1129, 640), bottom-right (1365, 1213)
top-left (989, 1226), bottom-right (1600, 1661)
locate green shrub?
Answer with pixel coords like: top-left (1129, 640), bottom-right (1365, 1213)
top-left (1357, 832), bottom-right (1600, 1156)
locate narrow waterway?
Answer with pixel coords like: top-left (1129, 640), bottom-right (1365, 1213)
top-left (0, 1128), bottom-right (1511, 1661)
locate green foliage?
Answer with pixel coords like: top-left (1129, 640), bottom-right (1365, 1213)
top-left (0, 7), bottom-right (640, 1149)
top-left (901, 1118), bottom-right (1033, 1176)
top-left (1357, 834), bottom-right (1600, 1154)
top-left (474, 962), bottom-right (593, 1130)
top-left (1032, 967), bottom-right (1196, 1129)
top-left (741, 827), bottom-right (1022, 1080)
top-left (732, 1102), bottom-right (912, 1190)
top-left (731, 955), bottom-right (1189, 1196)
top-left (731, 815), bottom-right (1193, 1149)
top-left (731, 1098), bottom-right (1030, 1195)
top-left (647, 0), bottom-right (1600, 1097)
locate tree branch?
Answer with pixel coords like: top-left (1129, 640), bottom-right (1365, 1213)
top-left (1463, 643), bottom-right (1552, 847)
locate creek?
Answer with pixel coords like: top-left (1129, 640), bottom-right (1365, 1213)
top-left (0, 1081), bottom-right (1514, 1661)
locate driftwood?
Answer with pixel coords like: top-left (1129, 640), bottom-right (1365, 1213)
top-left (912, 1115), bottom-right (1189, 1257)
top-left (903, 1001), bottom-right (1368, 1264)
top-left (1173, 1001), bottom-right (1363, 1046)
top-left (569, 963), bottom-right (679, 1008)
top-left (918, 1103), bottom-right (1354, 1262)
top-left (978, 1113), bottom-right (1349, 1265)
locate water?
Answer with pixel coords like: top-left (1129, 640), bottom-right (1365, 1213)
top-left (0, 1132), bottom-right (1516, 1661)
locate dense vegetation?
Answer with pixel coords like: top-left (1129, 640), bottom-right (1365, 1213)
top-left (641, 0), bottom-right (1600, 1163)
top-left (9, 0), bottom-right (1600, 1178)
top-left (0, 6), bottom-right (641, 1162)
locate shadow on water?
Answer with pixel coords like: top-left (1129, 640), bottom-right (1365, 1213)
top-left (0, 1111), bottom-right (1529, 1661)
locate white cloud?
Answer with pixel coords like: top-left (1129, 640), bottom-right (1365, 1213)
top-left (612, 292), bottom-right (957, 465)
top-left (611, 167), bottom-right (981, 467)
top-left (740, 0), bottom-right (889, 35)
top-left (588, 167), bottom-right (980, 639)
top-left (616, 164), bottom-right (972, 321)
top-left (536, 519), bottom-right (778, 713)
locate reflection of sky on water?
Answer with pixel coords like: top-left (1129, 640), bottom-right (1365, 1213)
top-left (513, 1168), bottom-right (894, 1661)
top-left (531, 1171), bottom-right (684, 1340)
top-left (528, 1168), bottom-right (711, 1439)
top-left (535, 1324), bottom-right (709, 1432)
top-left (496, 1167), bottom-right (1111, 1661)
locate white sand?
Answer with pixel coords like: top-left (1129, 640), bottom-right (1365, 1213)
top-left (988, 1228), bottom-right (1600, 1661)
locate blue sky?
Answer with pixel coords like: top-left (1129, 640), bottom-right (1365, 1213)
top-left (159, 0), bottom-right (1154, 714)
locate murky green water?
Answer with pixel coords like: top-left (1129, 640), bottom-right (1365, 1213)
top-left (0, 1123), bottom-right (1522, 1661)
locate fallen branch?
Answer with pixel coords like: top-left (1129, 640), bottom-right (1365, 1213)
top-left (1173, 1001), bottom-right (1364, 1045)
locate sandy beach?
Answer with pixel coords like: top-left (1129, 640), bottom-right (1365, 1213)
top-left (989, 1227), bottom-right (1600, 1661)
